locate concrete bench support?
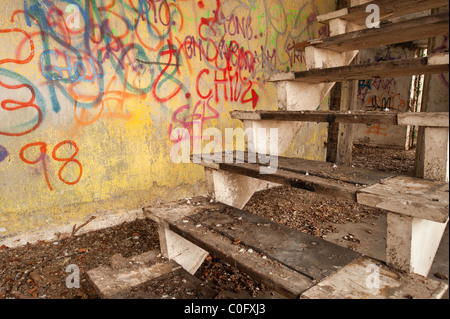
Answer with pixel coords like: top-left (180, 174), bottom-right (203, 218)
top-left (158, 226), bottom-right (209, 275)
top-left (387, 214), bottom-right (449, 276)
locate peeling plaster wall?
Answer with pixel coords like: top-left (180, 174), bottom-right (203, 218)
top-left (0, 0), bottom-right (334, 241)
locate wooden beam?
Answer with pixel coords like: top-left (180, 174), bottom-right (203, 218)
top-left (289, 54), bottom-right (449, 84)
top-left (144, 200), bottom-right (315, 299)
top-left (327, 83), bottom-right (343, 163)
top-left (217, 161), bottom-right (361, 202)
top-left (200, 152), bottom-right (398, 202)
top-left (231, 111), bottom-right (398, 125)
top-left (318, 0), bottom-right (450, 25)
top-left (189, 208), bottom-right (361, 281)
top-left (230, 111), bottom-right (449, 127)
top-left (267, 53), bottom-right (449, 83)
top-left (295, 12), bottom-right (449, 52)
top-left (336, 75), bottom-right (359, 166)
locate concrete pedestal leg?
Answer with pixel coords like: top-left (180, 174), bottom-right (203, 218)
top-left (158, 226), bottom-right (209, 275)
top-left (387, 214), bottom-right (449, 276)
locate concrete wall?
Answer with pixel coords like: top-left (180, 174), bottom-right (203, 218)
top-left (354, 45), bottom-right (416, 149)
top-left (0, 0), bottom-right (334, 243)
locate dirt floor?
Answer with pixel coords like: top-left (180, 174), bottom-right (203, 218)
top-left (0, 144), bottom-right (438, 299)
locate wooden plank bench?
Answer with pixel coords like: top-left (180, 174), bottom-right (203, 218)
top-left (199, 151), bottom-right (449, 277)
top-left (230, 111), bottom-right (450, 127)
top-left (316, 0), bottom-right (449, 26)
top-left (295, 12), bottom-right (449, 52)
top-left (200, 151), bottom-right (395, 202)
top-left (301, 256), bottom-right (448, 299)
top-left (143, 198), bottom-right (316, 298)
top-left (143, 198), bottom-right (449, 299)
top-left (266, 53), bottom-right (449, 84)
top-left (200, 152), bottom-right (449, 223)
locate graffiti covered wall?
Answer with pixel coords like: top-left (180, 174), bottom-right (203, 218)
top-left (354, 46), bottom-right (415, 149)
top-left (0, 0), bottom-right (334, 239)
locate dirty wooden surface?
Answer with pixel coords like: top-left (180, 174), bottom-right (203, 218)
top-left (288, 55), bottom-right (449, 84)
top-left (144, 200), bottom-right (315, 299)
top-left (265, 54), bottom-right (449, 84)
top-left (189, 207), bottom-right (361, 281)
top-left (231, 111), bottom-right (449, 128)
top-left (231, 110), bottom-right (399, 125)
top-left (301, 257), bottom-right (449, 299)
top-left (87, 251), bottom-right (181, 298)
top-left (357, 176), bottom-right (449, 223)
top-left (317, 0), bottom-right (450, 25)
top-left (201, 152), bottom-right (396, 202)
top-left (295, 12), bottom-right (449, 52)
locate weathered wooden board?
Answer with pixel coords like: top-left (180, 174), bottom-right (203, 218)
top-left (202, 152), bottom-right (395, 187)
top-left (144, 199), bottom-right (315, 299)
top-left (317, 0), bottom-right (450, 25)
top-left (144, 199), bottom-right (448, 299)
top-left (275, 155), bottom-right (395, 186)
top-left (301, 257), bottom-right (449, 299)
top-left (219, 161), bottom-right (361, 202)
top-left (231, 110), bottom-right (399, 124)
top-left (189, 207), bottom-right (361, 281)
top-left (288, 55), bottom-right (449, 84)
top-left (295, 12), bottom-right (449, 52)
top-left (357, 176), bottom-right (449, 223)
top-left (231, 110), bottom-right (449, 128)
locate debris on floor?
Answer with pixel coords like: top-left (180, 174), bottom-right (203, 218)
top-left (1, 146), bottom-right (446, 299)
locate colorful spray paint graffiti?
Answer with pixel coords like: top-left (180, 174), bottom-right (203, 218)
top-left (0, 0), bottom-right (332, 234)
top-left (0, 145), bottom-right (8, 163)
top-left (357, 77), bottom-right (407, 139)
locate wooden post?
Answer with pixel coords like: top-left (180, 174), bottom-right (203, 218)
top-left (326, 83), bottom-right (342, 163)
top-left (336, 77), bottom-right (359, 166)
top-left (332, 54), bottom-right (360, 166)
top-left (326, 76), bottom-right (359, 166)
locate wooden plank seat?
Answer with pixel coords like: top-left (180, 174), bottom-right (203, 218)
top-left (144, 198), bottom-right (316, 298)
top-left (193, 0), bottom-right (450, 290)
top-left (200, 152), bottom-right (393, 202)
top-left (316, 0), bottom-right (450, 26)
top-left (199, 152), bottom-right (449, 223)
top-left (266, 53), bottom-right (449, 84)
top-left (143, 198), bottom-right (448, 299)
top-left (301, 256), bottom-right (449, 299)
top-left (230, 111), bottom-right (450, 128)
top-left (295, 12), bottom-right (449, 52)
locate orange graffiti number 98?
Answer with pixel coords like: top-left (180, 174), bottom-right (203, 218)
top-left (20, 141), bottom-right (83, 191)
